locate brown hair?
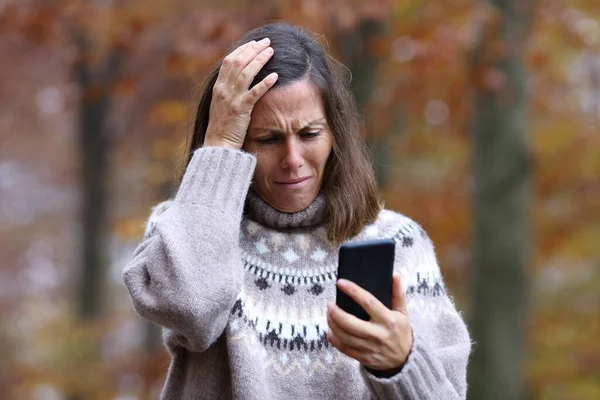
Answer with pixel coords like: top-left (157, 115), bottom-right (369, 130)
top-left (185, 22), bottom-right (382, 244)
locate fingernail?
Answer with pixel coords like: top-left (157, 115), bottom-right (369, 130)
top-left (259, 37), bottom-right (270, 44)
top-left (337, 279), bottom-right (348, 288)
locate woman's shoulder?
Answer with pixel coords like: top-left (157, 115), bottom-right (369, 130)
top-left (370, 209), bottom-right (444, 283)
top-left (376, 208), bottom-right (417, 228)
top-left (351, 208), bottom-right (439, 259)
top-left (361, 208), bottom-right (429, 242)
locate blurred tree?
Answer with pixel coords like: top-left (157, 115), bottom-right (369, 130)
top-left (335, 18), bottom-right (389, 186)
top-left (71, 21), bottom-right (125, 321)
top-left (468, 1), bottom-right (535, 399)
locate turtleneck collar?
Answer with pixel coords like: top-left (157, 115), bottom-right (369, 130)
top-left (244, 189), bottom-right (328, 230)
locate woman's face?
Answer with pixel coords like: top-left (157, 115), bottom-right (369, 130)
top-left (243, 78), bottom-right (333, 213)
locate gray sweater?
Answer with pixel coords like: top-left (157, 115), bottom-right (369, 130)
top-left (123, 146), bottom-right (472, 399)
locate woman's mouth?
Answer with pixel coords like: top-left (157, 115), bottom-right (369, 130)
top-left (275, 177), bottom-right (311, 189)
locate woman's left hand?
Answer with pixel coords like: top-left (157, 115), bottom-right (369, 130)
top-left (326, 273), bottom-right (413, 376)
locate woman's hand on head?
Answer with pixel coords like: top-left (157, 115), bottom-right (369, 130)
top-left (326, 273), bottom-right (413, 377)
top-left (204, 38), bottom-right (279, 150)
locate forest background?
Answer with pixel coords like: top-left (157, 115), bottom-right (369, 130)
top-left (0, 0), bottom-right (598, 399)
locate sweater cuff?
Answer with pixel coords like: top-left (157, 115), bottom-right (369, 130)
top-left (174, 146), bottom-right (256, 218)
top-left (360, 332), bottom-right (447, 399)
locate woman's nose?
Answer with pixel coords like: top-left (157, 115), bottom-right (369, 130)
top-left (280, 141), bottom-right (304, 170)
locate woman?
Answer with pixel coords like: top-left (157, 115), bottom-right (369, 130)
top-left (123, 22), bottom-right (472, 399)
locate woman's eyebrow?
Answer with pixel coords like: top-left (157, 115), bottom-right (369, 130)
top-left (266, 130), bottom-right (284, 136)
top-left (250, 118), bottom-right (327, 134)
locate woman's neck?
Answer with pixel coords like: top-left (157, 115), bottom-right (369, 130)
top-left (244, 189), bottom-right (328, 230)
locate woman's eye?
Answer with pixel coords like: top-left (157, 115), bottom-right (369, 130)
top-left (257, 137), bottom-right (278, 144)
top-left (301, 130), bottom-right (321, 139)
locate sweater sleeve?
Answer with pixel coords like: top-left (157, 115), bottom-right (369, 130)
top-left (122, 146), bottom-right (256, 353)
top-left (359, 223), bottom-right (473, 399)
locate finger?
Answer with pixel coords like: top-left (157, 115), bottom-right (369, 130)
top-left (235, 46), bottom-right (274, 90)
top-left (327, 329), bottom-right (365, 363)
top-left (243, 72), bottom-right (278, 106)
top-left (327, 311), bottom-right (373, 351)
top-left (228, 40), bottom-right (256, 62)
top-left (391, 273), bottom-right (408, 313)
top-left (226, 38), bottom-right (271, 84)
top-left (337, 279), bottom-right (390, 320)
top-left (219, 40), bottom-right (256, 81)
top-left (327, 302), bottom-right (381, 340)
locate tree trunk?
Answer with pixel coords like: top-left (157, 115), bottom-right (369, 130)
top-left (74, 33), bottom-right (123, 320)
top-left (468, 1), bottom-right (534, 399)
top-left (335, 18), bottom-right (389, 187)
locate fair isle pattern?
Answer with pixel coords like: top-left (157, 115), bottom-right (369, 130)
top-left (226, 323), bottom-right (347, 378)
top-left (407, 272), bottom-right (446, 297)
top-left (231, 211), bottom-right (448, 360)
top-left (241, 255), bottom-right (338, 286)
top-left (242, 258), bottom-right (445, 298)
top-left (230, 291), bottom-right (330, 350)
top-left (229, 272), bottom-right (447, 355)
top-left (263, 356), bottom-right (341, 377)
top-left (240, 215), bottom-right (446, 299)
top-left (231, 299), bottom-right (331, 352)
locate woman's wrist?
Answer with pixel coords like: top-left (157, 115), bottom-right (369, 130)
top-left (365, 364), bottom-right (404, 378)
top-left (202, 136), bottom-right (242, 150)
top-left (203, 122), bottom-right (246, 150)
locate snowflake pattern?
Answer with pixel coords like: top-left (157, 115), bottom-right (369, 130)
top-left (282, 284), bottom-right (296, 296)
top-left (282, 248), bottom-right (299, 263)
top-left (255, 277), bottom-right (271, 291)
top-left (308, 284), bottom-right (324, 296)
top-left (255, 238), bottom-right (270, 254)
top-left (310, 247), bottom-right (327, 262)
top-left (402, 236), bottom-right (414, 247)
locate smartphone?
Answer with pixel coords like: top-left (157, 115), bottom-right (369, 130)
top-left (336, 238), bottom-right (396, 321)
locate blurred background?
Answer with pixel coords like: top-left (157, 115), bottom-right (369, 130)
top-left (0, 0), bottom-right (598, 399)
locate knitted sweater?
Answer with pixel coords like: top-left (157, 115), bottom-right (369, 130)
top-left (123, 146), bottom-right (472, 400)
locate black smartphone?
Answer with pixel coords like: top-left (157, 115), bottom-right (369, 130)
top-left (336, 238), bottom-right (396, 321)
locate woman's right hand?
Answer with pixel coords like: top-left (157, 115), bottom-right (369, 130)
top-left (203, 38), bottom-right (278, 150)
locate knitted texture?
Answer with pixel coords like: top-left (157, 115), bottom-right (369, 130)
top-left (123, 146), bottom-right (472, 400)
